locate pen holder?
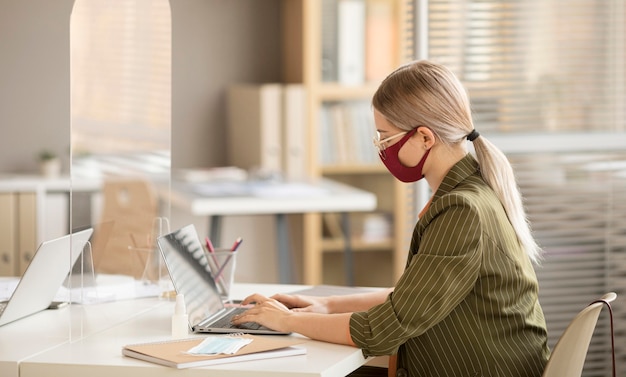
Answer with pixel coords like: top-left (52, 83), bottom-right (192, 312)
top-left (205, 248), bottom-right (237, 302)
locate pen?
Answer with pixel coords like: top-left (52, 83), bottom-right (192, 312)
top-left (205, 237), bottom-right (221, 270)
top-left (230, 237), bottom-right (243, 252)
top-left (205, 236), bottom-right (227, 294)
top-left (205, 236), bottom-right (215, 253)
top-left (215, 237), bottom-right (243, 281)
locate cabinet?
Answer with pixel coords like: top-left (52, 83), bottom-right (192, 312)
top-left (0, 192), bottom-right (37, 276)
top-left (281, 0), bottom-right (413, 286)
top-left (0, 176), bottom-right (96, 277)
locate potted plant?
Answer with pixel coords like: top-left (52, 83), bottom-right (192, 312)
top-left (38, 149), bottom-right (61, 178)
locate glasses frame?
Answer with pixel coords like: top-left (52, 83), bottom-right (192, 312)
top-left (373, 131), bottom-right (407, 159)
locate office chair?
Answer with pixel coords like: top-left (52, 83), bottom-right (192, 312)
top-left (91, 179), bottom-right (159, 279)
top-left (542, 292), bottom-right (617, 377)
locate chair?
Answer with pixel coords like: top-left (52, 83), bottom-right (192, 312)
top-left (542, 292), bottom-right (617, 377)
top-left (91, 179), bottom-right (160, 279)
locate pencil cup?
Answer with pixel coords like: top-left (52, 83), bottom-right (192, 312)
top-left (206, 249), bottom-right (237, 302)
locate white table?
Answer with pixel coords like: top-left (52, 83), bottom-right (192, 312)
top-left (165, 179), bottom-right (377, 284)
top-left (15, 283), bottom-right (370, 377)
top-left (0, 297), bottom-right (166, 377)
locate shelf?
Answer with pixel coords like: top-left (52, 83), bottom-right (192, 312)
top-left (284, 0), bottom-right (411, 285)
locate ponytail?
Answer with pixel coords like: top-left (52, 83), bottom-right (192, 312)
top-left (471, 135), bottom-right (542, 264)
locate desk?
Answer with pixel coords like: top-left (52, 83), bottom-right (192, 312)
top-left (166, 179), bottom-right (377, 284)
top-left (16, 283), bottom-right (370, 377)
top-left (0, 297), bottom-right (166, 377)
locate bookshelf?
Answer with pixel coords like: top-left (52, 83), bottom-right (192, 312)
top-left (281, 0), bottom-right (412, 286)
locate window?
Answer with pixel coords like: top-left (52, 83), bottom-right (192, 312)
top-left (421, 2), bottom-right (625, 375)
top-left (428, 0), bottom-right (625, 133)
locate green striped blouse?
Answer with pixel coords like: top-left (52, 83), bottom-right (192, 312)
top-left (350, 154), bottom-right (550, 377)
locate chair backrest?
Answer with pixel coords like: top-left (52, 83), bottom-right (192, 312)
top-left (542, 292), bottom-right (617, 377)
top-left (91, 179), bottom-right (159, 278)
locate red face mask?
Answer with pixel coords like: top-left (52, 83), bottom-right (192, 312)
top-left (378, 128), bottom-right (430, 183)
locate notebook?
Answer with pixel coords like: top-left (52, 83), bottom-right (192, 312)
top-left (0, 228), bottom-right (93, 326)
top-left (156, 224), bottom-right (288, 335)
top-left (122, 334), bottom-right (305, 369)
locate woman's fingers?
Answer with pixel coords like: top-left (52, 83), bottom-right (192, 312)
top-left (240, 293), bottom-right (269, 306)
top-left (270, 293), bottom-right (303, 308)
top-left (230, 298), bottom-right (292, 333)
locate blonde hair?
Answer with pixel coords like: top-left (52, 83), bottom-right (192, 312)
top-left (373, 60), bottom-right (542, 264)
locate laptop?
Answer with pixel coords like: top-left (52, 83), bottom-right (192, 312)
top-left (0, 228), bottom-right (93, 326)
top-left (64, 221), bottom-right (114, 288)
top-left (157, 224), bottom-right (288, 335)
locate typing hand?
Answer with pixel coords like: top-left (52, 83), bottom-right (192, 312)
top-left (231, 293), bottom-right (293, 332)
top-left (270, 293), bottom-right (331, 314)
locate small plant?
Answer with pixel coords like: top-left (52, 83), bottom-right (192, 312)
top-left (37, 149), bottom-right (61, 178)
top-left (38, 150), bottom-right (58, 161)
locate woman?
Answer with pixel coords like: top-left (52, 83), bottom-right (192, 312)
top-left (232, 60), bottom-right (550, 377)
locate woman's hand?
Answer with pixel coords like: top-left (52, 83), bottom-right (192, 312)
top-left (231, 293), bottom-right (294, 332)
top-left (232, 293), bottom-right (355, 346)
top-left (269, 293), bottom-right (332, 313)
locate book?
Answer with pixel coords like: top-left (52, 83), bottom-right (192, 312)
top-left (321, 0), bottom-right (339, 82)
top-left (337, 0), bottom-right (366, 85)
top-left (122, 334), bottom-right (306, 369)
top-left (318, 104), bottom-right (336, 166)
top-left (329, 104), bottom-right (350, 164)
top-left (17, 193), bottom-right (37, 274)
top-left (227, 84), bottom-right (283, 176)
top-left (282, 84), bottom-right (308, 180)
top-left (365, 0), bottom-right (396, 82)
top-left (0, 193), bottom-right (17, 276)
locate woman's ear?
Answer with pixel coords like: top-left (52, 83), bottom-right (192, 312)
top-left (415, 126), bottom-right (436, 149)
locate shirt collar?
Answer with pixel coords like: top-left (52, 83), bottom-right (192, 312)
top-left (431, 153), bottom-right (480, 202)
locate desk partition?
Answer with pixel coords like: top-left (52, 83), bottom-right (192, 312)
top-left (69, 0), bottom-right (173, 341)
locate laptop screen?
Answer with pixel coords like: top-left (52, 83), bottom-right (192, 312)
top-left (157, 224), bottom-right (224, 327)
top-left (0, 228), bottom-right (93, 326)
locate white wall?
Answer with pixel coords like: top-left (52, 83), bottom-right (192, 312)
top-left (0, 0), bottom-right (73, 173)
top-left (170, 0), bottom-right (282, 169)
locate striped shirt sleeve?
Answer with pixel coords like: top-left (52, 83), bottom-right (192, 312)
top-left (350, 193), bottom-right (482, 356)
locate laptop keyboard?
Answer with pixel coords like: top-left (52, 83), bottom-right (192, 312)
top-left (212, 316), bottom-right (262, 330)
top-left (210, 306), bottom-right (263, 330)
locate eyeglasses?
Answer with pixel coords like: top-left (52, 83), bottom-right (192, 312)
top-left (373, 131), bottom-right (407, 159)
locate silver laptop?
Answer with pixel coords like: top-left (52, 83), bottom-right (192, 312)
top-left (157, 224), bottom-right (288, 335)
top-left (0, 228), bottom-right (93, 326)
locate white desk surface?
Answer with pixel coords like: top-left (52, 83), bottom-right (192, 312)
top-left (12, 283), bottom-right (369, 377)
top-left (166, 178), bottom-right (377, 216)
top-left (0, 297), bottom-right (165, 377)
top-left (0, 175), bottom-right (377, 215)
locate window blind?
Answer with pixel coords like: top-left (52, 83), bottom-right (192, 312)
top-left (512, 150), bottom-right (626, 377)
top-left (428, 0), bottom-right (624, 133)
top-left (401, 0), bottom-right (421, 253)
top-left (420, 1), bottom-right (626, 376)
